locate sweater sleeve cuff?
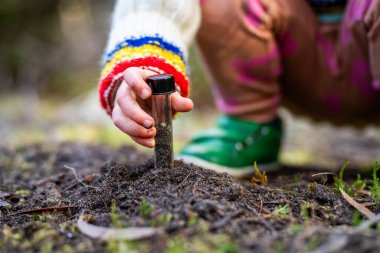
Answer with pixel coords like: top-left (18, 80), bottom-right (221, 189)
top-left (98, 36), bottom-right (190, 115)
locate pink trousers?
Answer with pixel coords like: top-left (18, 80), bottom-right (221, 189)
top-left (197, 0), bottom-right (380, 125)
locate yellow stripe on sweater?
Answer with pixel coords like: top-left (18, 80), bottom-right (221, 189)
top-left (101, 44), bottom-right (187, 78)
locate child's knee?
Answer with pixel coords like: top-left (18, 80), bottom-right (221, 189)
top-left (241, 0), bottom-right (291, 36)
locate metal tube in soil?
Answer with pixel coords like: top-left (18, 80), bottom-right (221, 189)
top-left (147, 74), bottom-right (175, 169)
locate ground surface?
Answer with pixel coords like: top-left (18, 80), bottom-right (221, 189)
top-left (1, 143), bottom-right (380, 253)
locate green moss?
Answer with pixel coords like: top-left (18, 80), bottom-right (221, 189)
top-left (333, 161), bottom-right (353, 195)
top-left (187, 213), bottom-right (198, 227)
top-left (57, 245), bottom-right (75, 253)
top-left (110, 201), bottom-right (122, 228)
top-left (217, 242), bottom-right (238, 253)
top-left (139, 199), bottom-right (152, 218)
top-left (154, 213), bottom-right (173, 226)
top-left (273, 204), bottom-right (290, 219)
top-left (273, 239), bottom-right (287, 251)
top-left (165, 239), bottom-right (185, 253)
top-left (369, 161), bottom-right (380, 202)
top-left (107, 239), bottom-right (146, 253)
top-left (14, 189), bottom-right (30, 196)
top-left (352, 210), bottom-right (362, 226)
top-left (41, 241), bottom-right (53, 253)
top-left (307, 235), bottom-right (321, 251)
top-left (301, 201), bottom-right (311, 221)
top-left (287, 224), bottom-right (304, 234)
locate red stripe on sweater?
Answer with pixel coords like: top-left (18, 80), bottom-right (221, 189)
top-left (98, 57), bottom-right (189, 115)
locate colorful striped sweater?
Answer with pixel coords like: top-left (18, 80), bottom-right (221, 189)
top-left (99, 0), bottom-right (200, 115)
top-left (309, 0), bottom-right (348, 23)
top-left (99, 0), bottom-right (348, 115)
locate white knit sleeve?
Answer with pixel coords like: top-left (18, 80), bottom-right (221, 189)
top-left (99, 0), bottom-right (201, 115)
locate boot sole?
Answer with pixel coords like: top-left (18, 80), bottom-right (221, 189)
top-left (177, 155), bottom-right (279, 179)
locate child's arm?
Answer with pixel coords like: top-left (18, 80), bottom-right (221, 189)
top-left (99, 0), bottom-right (201, 147)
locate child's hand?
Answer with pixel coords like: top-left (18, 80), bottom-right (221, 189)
top-left (112, 67), bottom-right (194, 148)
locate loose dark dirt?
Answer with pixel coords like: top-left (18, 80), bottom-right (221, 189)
top-left (155, 123), bottom-right (173, 169)
top-left (1, 143), bottom-right (380, 253)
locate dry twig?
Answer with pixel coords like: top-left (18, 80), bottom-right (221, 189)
top-left (340, 188), bottom-right (375, 219)
top-left (77, 215), bottom-right (161, 240)
top-left (63, 165), bottom-right (99, 190)
top-left (10, 206), bottom-right (75, 216)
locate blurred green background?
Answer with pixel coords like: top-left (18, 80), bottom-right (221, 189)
top-left (0, 0), bottom-right (215, 148)
top-left (0, 0), bottom-right (111, 97)
top-left (1, 0), bottom-right (380, 170)
top-left (0, 0), bottom-right (213, 104)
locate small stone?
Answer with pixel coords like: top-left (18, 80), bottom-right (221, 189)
top-left (0, 200), bottom-right (11, 208)
top-left (0, 191), bottom-right (10, 198)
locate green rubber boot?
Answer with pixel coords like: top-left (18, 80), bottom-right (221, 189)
top-left (179, 115), bottom-right (283, 178)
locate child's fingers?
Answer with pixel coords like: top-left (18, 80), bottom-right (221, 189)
top-left (247, 0), bottom-right (265, 19)
top-left (171, 92), bottom-right (194, 112)
top-left (123, 67), bottom-right (157, 100)
top-left (245, 0), bottom-right (272, 28)
top-left (131, 137), bottom-right (155, 148)
top-left (112, 105), bottom-right (157, 139)
top-left (259, 0), bottom-right (282, 31)
top-left (116, 89), bottom-right (154, 129)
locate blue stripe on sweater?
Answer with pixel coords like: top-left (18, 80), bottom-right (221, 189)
top-left (103, 35), bottom-right (185, 65)
top-left (309, 0), bottom-right (347, 6)
top-left (318, 13), bottom-right (344, 23)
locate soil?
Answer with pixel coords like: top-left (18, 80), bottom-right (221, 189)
top-left (155, 123), bottom-right (173, 169)
top-left (1, 142), bottom-right (380, 253)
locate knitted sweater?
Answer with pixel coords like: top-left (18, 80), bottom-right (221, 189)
top-left (309, 0), bottom-right (348, 23)
top-left (99, 0), bottom-right (201, 115)
top-left (99, 0), bottom-right (347, 115)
